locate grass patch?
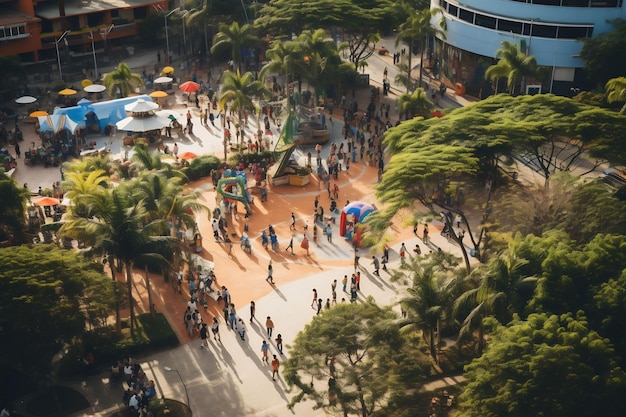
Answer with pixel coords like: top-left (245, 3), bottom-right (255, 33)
top-left (24, 385), bottom-right (90, 417)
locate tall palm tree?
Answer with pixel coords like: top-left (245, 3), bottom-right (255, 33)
top-left (259, 39), bottom-right (305, 100)
top-left (211, 21), bottom-right (260, 73)
top-left (454, 245), bottom-right (536, 355)
top-left (103, 62), bottom-right (143, 98)
top-left (218, 70), bottom-right (270, 147)
top-left (485, 41), bottom-right (538, 95)
top-left (605, 77), bottom-right (626, 114)
top-left (298, 29), bottom-right (344, 96)
top-left (400, 256), bottom-right (458, 364)
top-left (398, 87), bottom-right (433, 120)
top-left (396, 7), bottom-right (446, 92)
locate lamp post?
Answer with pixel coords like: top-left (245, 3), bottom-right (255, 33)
top-left (163, 366), bottom-right (189, 407)
top-left (55, 30), bottom-right (71, 81)
top-left (100, 24), bottom-right (114, 54)
top-left (88, 30), bottom-right (98, 81)
top-left (180, 9), bottom-right (197, 71)
top-left (153, 5), bottom-right (180, 65)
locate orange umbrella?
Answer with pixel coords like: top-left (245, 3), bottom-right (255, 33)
top-left (58, 88), bottom-right (78, 96)
top-left (29, 110), bottom-right (48, 118)
top-left (179, 81), bottom-right (200, 93)
top-left (34, 197), bottom-right (60, 207)
top-left (149, 90), bottom-right (169, 98)
top-left (178, 151), bottom-right (197, 160)
top-left (161, 66), bottom-right (175, 75)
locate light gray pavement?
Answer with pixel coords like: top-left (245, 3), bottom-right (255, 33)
top-left (10, 37), bottom-right (476, 417)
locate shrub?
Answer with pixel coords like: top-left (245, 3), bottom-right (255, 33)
top-left (181, 155), bottom-right (221, 181)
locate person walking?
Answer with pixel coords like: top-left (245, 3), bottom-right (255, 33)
top-left (382, 244), bottom-right (389, 270)
top-left (199, 323), bottom-right (209, 349)
top-left (354, 251), bottom-right (360, 272)
top-left (317, 298), bottom-right (323, 315)
top-left (237, 318), bottom-right (246, 340)
top-left (423, 224), bottom-right (429, 243)
top-left (250, 301), bottom-right (256, 323)
top-left (400, 242), bottom-right (407, 264)
top-left (261, 340), bottom-right (270, 363)
top-left (372, 256), bottom-right (380, 276)
top-left (290, 212), bottom-right (296, 230)
top-left (326, 224), bottom-right (333, 243)
top-left (311, 288), bottom-right (318, 308)
top-left (342, 275), bottom-right (348, 292)
top-left (285, 235), bottom-right (294, 255)
top-left (275, 334), bottom-right (283, 354)
top-left (266, 260), bottom-right (274, 284)
top-left (266, 316), bottom-right (275, 337)
top-left (14, 142), bottom-right (20, 158)
top-left (211, 317), bottom-right (221, 341)
top-left (271, 355), bottom-right (280, 381)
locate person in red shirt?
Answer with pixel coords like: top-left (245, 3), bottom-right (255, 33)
top-left (271, 355), bottom-right (280, 381)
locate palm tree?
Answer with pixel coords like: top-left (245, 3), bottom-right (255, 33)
top-left (398, 87), bottom-right (433, 120)
top-left (400, 255), bottom-right (458, 364)
top-left (103, 62), bottom-right (143, 98)
top-left (396, 7), bottom-right (446, 92)
top-left (218, 70), bottom-right (270, 147)
top-left (211, 21), bottom-right (260, 73)
top-left (485, 41), bottom-right (538, 95)
top-left (61, 188), bottom-right (176, 337)
top-left (259, 39), bottom-right (305, 100)
top-left (605, 77), bottom-right (626, 114)
top-left (298, 29), bottom-right (344, 96)
top-left (454, 245), bottom-right (536, 355)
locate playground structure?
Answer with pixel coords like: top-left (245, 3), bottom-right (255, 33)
top-left (339, 201), bottom-right (375, 248)
top-left (216, 169), bottom-right (252, 214)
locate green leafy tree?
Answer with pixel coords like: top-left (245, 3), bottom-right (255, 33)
top-left (398, 252), bottom-right (461, 364)
top-left (485, 41), bottom-right (538, 95)
top-left (103, 62), bottom-right (143, 98)
top-left (284, 299), bottom-right (431, 417)
top-left (579, 18), bottom-right (626, 87)
top-left (395, 5), bottom-right (446, 91)
top-left (458, 312), bottom-right (626, 417)
top-left (589, 269), bottom-right (626, 365)
top-left (605, 76), bottom-right (626, 114)
top-left (454, 243), bottom-right (536, 355)
top-left (0, 173), bottom-right (30, 244)
top-left (0, 244), bottom-right (116, 376)
top-left (211, 21), bottom-right (261, 73)
top-left (259, 38), bottom-right (306, 97)
top-left (255, 0), bottom-right (398, 70)
top-left (397, 87), bottom-right (433, 120)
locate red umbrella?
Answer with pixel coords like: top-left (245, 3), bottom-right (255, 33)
top-left (34, 197), bottom-right (61, 207)
top-left (179, 81), bottom-right (201, 93)
top-left (178, 151), bottom-right (197, 160)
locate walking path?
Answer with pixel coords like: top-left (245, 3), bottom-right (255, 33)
top-left (9, 37), bottom-right (475, 417)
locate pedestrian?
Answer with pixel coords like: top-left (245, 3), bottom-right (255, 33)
top-left (414, 244), bottom-right (422, 255)
top-left (317, 298), bottom-right (323, 315)
top-left (211, 317), bottom-right (220, 341)
top-left (199, 109), bottom-right (205, 125)
top-left (157, 51), bottom-right (161, 63)
top-left (275, 334), bottom-right (283, 354)
top-left (311, 288), bottom-right (318, 308)
top-left (326, 224), bottom-right (333, 243)
top-left (301, 235), bottom-right (310, 255)
top-left (266, 316), bottom-right (275, 337)
top-left (354, 251), bottom-right (360, 271)
top-left (266, 260), bottom-right (274, 284)
top-left (290, 212), bottom-right (296, 230)
top-left (382, 244), bottom-right (389, 270)
top-left (413, 222), bottom-right (418, 236)
top-left (237, 318), bottom-right (246, 340)
top-left (285, 235), bottom-right (294, 254)
top-left (261, 340), bottom-right (270, 362)
top-left (199, 323), bottom-right (209, 349)
top-left (372, 256), bottom-right (380, 276)
top-left (356, 271), bottom-right (361, 291)
top-left (271, 355), bottom-right (280, 381)
top-left (14, 142), bottom-right (20, 158)
top-left (400, 243), bottom-right (407, 264)
top-left (228, 306), bottom-right (236, 330)
top-left (313, 224), bottom-right (318, 243)
top-left (423, 223), bottom-right (429, 243)
top-left (314, 195), bottom-right (319, 210)
top-left (250, 300), bottom-right (256, 323)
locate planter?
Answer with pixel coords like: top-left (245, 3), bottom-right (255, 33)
top-left (289, 174), bottom-right (310, 186)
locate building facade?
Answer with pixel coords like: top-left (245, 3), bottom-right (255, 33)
top-left (430, 0), bottom-right (626, 96)
top-left (0, 0), bottom-right (166, 65)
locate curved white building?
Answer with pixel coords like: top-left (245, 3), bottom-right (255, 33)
top-left (431, 0), bottom-right (626, 96)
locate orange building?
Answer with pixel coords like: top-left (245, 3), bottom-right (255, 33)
top-left (0, 0), bottom-right (166, 63)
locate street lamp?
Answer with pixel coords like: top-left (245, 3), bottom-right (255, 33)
top-left (153, 5), bottom-right (180, 65)
top-left (54, 30), bottom-right (71, 81)
top-left (163, 366), bottom-right (189, 407)
top-left (180, 9), bottom-right (197, 71)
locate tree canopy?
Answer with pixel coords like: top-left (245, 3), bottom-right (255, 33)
top-left (0, 244), bottom-right (117, 376)
top-left (579, 18), bottom-right (626, 87)
top-left (284, 298), bottom-right (431, 417)
top-left (458, 312), bottom-right (626, 417)
top-left (0, 173), bottom-right (30, 244)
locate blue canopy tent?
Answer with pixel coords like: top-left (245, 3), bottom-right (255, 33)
top-left (53, 95), bottom-right (154, 133)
